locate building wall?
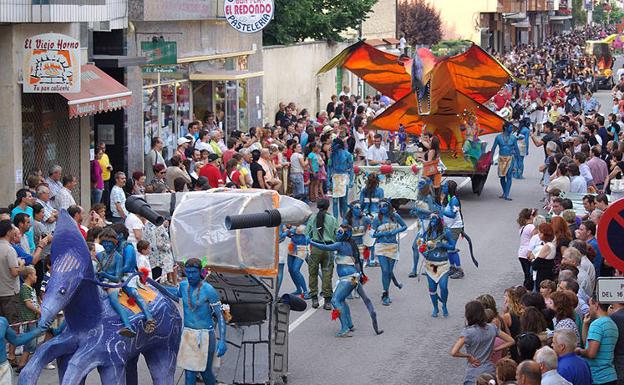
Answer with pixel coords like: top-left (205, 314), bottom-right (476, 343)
top-left (262, 41), bottom-right (349, 125)
top-left (426, 0), bottom-right (499, 43)
top-left (126, 19), bottom-right (263, 173)
top-left (0, 22), bottom-right (88, 206)
top-left (362, 0), bottom-right (397, 39)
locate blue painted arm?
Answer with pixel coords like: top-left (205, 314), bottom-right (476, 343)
top-left (308, 240), bottom-right (341, 251)
top-left (491, 137), bottom-right (499, 157)
top-left (122, 246), bottom-right (137, 274)
top-left (389, 214), bottom-right (408, 235)
top-left (438, 228), bottom-right (457, 250)
top-left (12, 245), bottom-right (33, 265)
top-left (348, 155), bottom-right (354, 186)
top-left (3, 318), bottom-right (44, 346)
top-left (443, 197), bottom-right (459, 219)
top-left (51, 321), bottom-right (66, 336)
top-left (207, 288), bottom-right (227, 357)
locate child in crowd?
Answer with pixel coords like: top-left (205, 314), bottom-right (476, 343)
top-left (136, 240), bottom-right (153, 280)
top-left (87, 242), bottom-right (98, 272)
top-left (539, 279), bottom-right (556, 309)
top-left (17, 266), bottom-right (40, 372)
top-left (484, 308), bottom-right (506, 365)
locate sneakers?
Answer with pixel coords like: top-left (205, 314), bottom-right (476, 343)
top-left (449, 267), bottom-right (465, 279)
top-left (311, 297), bottom-right (319, 309)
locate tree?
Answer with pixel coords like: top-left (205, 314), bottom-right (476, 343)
top-left (572, 0), bottom-right (587, 26)
top-left (263, 0), bottom-right (378, 46)
top-left (397, 0), bottom-right (442, 47)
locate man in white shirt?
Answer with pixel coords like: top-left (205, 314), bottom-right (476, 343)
top-left (534, 346), bottom-right (573, 385)
top-left (366, 134), bottom-right (389, 165)
top-left (194, 130), bottom-right (214, 154)
top-left (55, 175), bottom-right (77, 211)
top-left (125, 213), bottom-right (145, 247)
top-left (45, 165), bottom-right (63, 204)
top-left (110, 172), bottom-right (128, 224)
top-left (547, 163), bottom-right (571, 193)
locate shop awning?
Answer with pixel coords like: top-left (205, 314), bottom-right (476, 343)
top-left (61, 64), bottom-right (132, 118)
top-left (512, 20), bottom-right (531, 28)
top-left (189, 70), bottom-right (264, 81)
top-left (550, 15), bottom-right (572, 21)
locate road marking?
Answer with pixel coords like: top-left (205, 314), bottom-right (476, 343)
top-left (288, 220), bottom-right (420, 333)
top-left (458, 177), bottom-right (471, 190)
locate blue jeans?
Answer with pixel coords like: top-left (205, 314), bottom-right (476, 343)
top-left (91, 188), bottom-right (103, 205)
top-left (290, 173), bottom-right (305, 199)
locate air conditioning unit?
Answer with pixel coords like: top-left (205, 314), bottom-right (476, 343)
top-left (91, 21), bottom-right (111, 32)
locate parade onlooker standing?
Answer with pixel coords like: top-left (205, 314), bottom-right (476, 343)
top-left (0, 220), bottom-right (24, 364)
top-left (553, 329), bottom-right (592, 385)
top-left (534, 346), bottom-right (573, 385)
top-left (91, 149), bottom-right (104, 205)
top-left (55, 175), bottom-right (77, 211)
top-left (609, 302), bottom-right (624, 383)
top-left (289, 143), bottom-right (307, 201)
top-left (517, 208), bottom-right (537, 291)
top-left (110, 172), bottom-right (128, 224)
top-left (45, 165), bottom-right (63, 204)
top-left (165, 155), bottom-right (191, 192)
top-left (11, 189), bottom-right (35, 252)
top-left (145, 137), bottom-right (165, 182)
top-left (143, 220), bottom-right (176, 284)
top-left (16, 265), bottom-right (39, 373)
top-left (305, 199), bottom-right (338, 310)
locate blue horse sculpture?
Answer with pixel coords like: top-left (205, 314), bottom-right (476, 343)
top-left (19, 211), bottom-right (182, 385)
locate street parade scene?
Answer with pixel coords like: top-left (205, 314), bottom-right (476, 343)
top-left (3, 0), bottom-right (624, 384)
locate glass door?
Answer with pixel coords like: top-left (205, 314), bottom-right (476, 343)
top-left (225, 80), bottom-right (238, 134)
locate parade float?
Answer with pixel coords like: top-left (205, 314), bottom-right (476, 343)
top-left (20, 191), bottom-right (311, 385)
top-left (319, 40), bottom-right (513, 196)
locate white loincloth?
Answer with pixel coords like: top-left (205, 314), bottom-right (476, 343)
top-left (425, 260), bottom-right (450, 283)
top-left (332, 173), bottom-right (349, 198)
top-left (0, 360), bottom-right (11, 385)
top-left (177, 327), bottom-right (218, 372)
top-left (292, 245), bottom-right (308, 260)
top-left (375, 243), bottom-right (399, 260)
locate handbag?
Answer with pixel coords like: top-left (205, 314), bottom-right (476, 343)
top-left (611, 178), bottom-right (624, 193)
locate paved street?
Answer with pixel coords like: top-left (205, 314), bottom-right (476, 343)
top-left (23, 75), bottom-right (619, 385)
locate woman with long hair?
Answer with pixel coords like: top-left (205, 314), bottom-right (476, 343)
top-left (451, 301), bottom-right (515, 385)
top-left (441, 180), bottom-right (467, 279)
top-left (520, 306), bottom-right (548, 345)
top-left (528, 223), bottom-right (557, 289)
top-left (359, 173), bottom-right (384, 267)
top-left (503, 286), bottom-right (526, 361)
top-left (307, 142), bottom-right (323, 202)
top-left (550, 216), bottom-right (572, 275)
top-left (371, 199), bottom-right (407, 306)
top-left (517, 208), bottom-right (538, 290)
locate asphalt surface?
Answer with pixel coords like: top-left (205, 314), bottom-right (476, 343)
top-left (22, 71), bottom-right (619, 385)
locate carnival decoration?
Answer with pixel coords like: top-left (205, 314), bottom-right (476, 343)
top-left (318, 40), bottom-right (513, 153)
top-left (19, 211), bottom-right (182, 385)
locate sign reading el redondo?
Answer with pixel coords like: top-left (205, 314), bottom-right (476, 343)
top-left (23, 33), bottom-right (81, 93)
top-left (224, 0), bottom-right (274, 33)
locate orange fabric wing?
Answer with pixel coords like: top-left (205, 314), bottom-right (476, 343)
top-left (442, 44), bottom-right (512, 104)
top-left (369, 92), bottom-right (505, 150)
top-left (318, 41), bottom-right (412, 101)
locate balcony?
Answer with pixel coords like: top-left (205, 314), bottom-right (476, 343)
top-left (501, 0), bottom-right (527, 13)
top-left (0, 0), bottom-right (127, 27)
top-left (130, 0), bottom-right (225, 21)
top-left (527, 0), bottom-right (549, 11)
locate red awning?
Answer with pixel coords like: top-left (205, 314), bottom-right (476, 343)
top-left (61, 64), bottom-right (132, 118)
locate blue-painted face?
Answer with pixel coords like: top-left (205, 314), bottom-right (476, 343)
top-left (337, 227), bottom-right (351, 241)
top-left (101, 240), bottom-right (117, 253)
top-left (379, 202), bottom-right (390, 215)
top-left (429, 214), bottom-right (440, 229)
top-left (185, 266), bottom-right (202, 286)
top-left (504, 123), bottom-right (513, 135)
top-left (441, 183), bottom-right (449, 195)
top-left (351, 204), bottom-right (362, 217)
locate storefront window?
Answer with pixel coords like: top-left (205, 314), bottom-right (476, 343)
top-left (143, 87), bottom-right (159, 155)
top-left (160, 84), bottom-right (176, 160)
top-left (225, 80), bottom-right (237, 134)
top-left (213, 81), bottom-right (226, 129)
top-left (176, 82), bottom-right (191, 135)
top-left (238, 79), bottom-right (248, 132)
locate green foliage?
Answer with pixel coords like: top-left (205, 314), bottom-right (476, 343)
top-left (397, 0), bottom-right (442, 46)
top-left (431, 39), bottom-right (472, 56)
top-left (572, 0), bottom-right (587, 26)
top-left (593, 2), bottom-right (606, 24)
top-left (263, 0), bottom-right (378, 46)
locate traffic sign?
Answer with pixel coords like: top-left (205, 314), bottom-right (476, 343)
top-left (597, 199), bottom-right (624, 273)
top-left (597, 278), bottom-right (624, 303)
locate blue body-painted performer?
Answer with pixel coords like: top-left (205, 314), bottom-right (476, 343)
top-left (491, 122), bottom-right (520, 201)
top-left (409, 178), bottom-right (441, 278)
top-left (169, 258), bottom-right (227, 385)
top-left (95, 228), bottom-right (137, 337)
top-left (114, 225), bottom-right (156, 333)
top-left (343, 202), bottom-right (372, 264)
top-left (513, 118), bottom-right (531, 179)
top-left (328, 139), bottom-right (354, 219)
top-left (285, 225), bottom-right (310, 298)
top-left (277, 225), bottom-right (288, 294)
top-left (359, 173), bottom-right (384, 267)
top-left (398, 124), bottom-right (408, 152)
top-left (442, 181), bottom-right (465, 279)
top-left (371, 199), bottom-right (407, 306)
top-left (420, 213), bottom-right (456, 318)
top-left (308, 225), bottom-right (383, 337)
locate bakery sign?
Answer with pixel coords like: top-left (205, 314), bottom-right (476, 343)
top-left (23, 33), bottom-right (81, 93)
top-left (224, 0), bottom-right (274, 33)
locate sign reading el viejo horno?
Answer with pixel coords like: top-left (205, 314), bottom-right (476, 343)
top-left (23, 33), bottom-right (81, 93)
top-left (224, 0), bottom-right (274, 33)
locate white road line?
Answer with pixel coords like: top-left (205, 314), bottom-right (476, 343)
top-left (458, 177), bottom-right (471, 190)
top-left (288, 220), bottom-right (420, 334)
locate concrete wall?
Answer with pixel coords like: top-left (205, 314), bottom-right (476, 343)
top-left (262, 41), bottom-right (349, 125)
top-left (0, 23), bottom-right (87, 207)
top-left (126, 19), bottom-right (263, 173)
top-left (362, 0), bottom-right (397, 39)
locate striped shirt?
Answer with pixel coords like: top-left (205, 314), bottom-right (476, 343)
top-left (585, 316), bottom-right (619, 384)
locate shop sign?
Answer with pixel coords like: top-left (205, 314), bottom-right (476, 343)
top-left (23, 33), bottom-right (81, 93)
top-left (141, 41), bottom-right (177, 65)
top-left (224, 0), bottom-right (273, 34)
top-left (142, 65), bottom-right (179, 74)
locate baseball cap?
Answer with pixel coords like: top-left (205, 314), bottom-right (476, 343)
top-left (208, 153), bottom-right (220, 162)
top-left (177, 137), bottom-right (191, 146)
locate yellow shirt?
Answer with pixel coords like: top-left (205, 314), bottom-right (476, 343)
top-left (99, 153), bottom-right (111, 181)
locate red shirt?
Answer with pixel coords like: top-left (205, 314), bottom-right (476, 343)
top-left (493, 93), bottom-right (508, 110)
top-left (199, 163), bottom-right (223, 188)
top-left (222, 149), bottom-right (236, 165)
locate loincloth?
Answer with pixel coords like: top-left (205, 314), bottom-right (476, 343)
top-left (332, 173), bottom-right (349, 198)
top-left (375, 243), bottom-right (399, 260)
top-left (425, 260), bottom-right (450, 283)
top-left (177, 327), bottom-right (218, 373)
top-left (498, 155), bottom-right (513, 177)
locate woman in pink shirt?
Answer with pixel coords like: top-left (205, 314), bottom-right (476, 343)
top-left (91, 149), bottom-right (105, 204)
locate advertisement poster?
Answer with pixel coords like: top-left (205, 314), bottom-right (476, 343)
top-left (224, 0), bottom-right (274, 33)
top-left (23, 33), bottom-right (81, 93)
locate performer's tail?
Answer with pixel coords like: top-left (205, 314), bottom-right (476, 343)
top-left (356, 285), bottom-right (383, 335)
top-left (461, 231), bottom-right (479, 268)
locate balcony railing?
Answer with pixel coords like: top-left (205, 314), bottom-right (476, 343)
top-left (0, 0), bottom-right (127, 26)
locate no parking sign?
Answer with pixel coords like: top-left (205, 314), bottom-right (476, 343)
top-left (597, 199), bottom-right (624, 273)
